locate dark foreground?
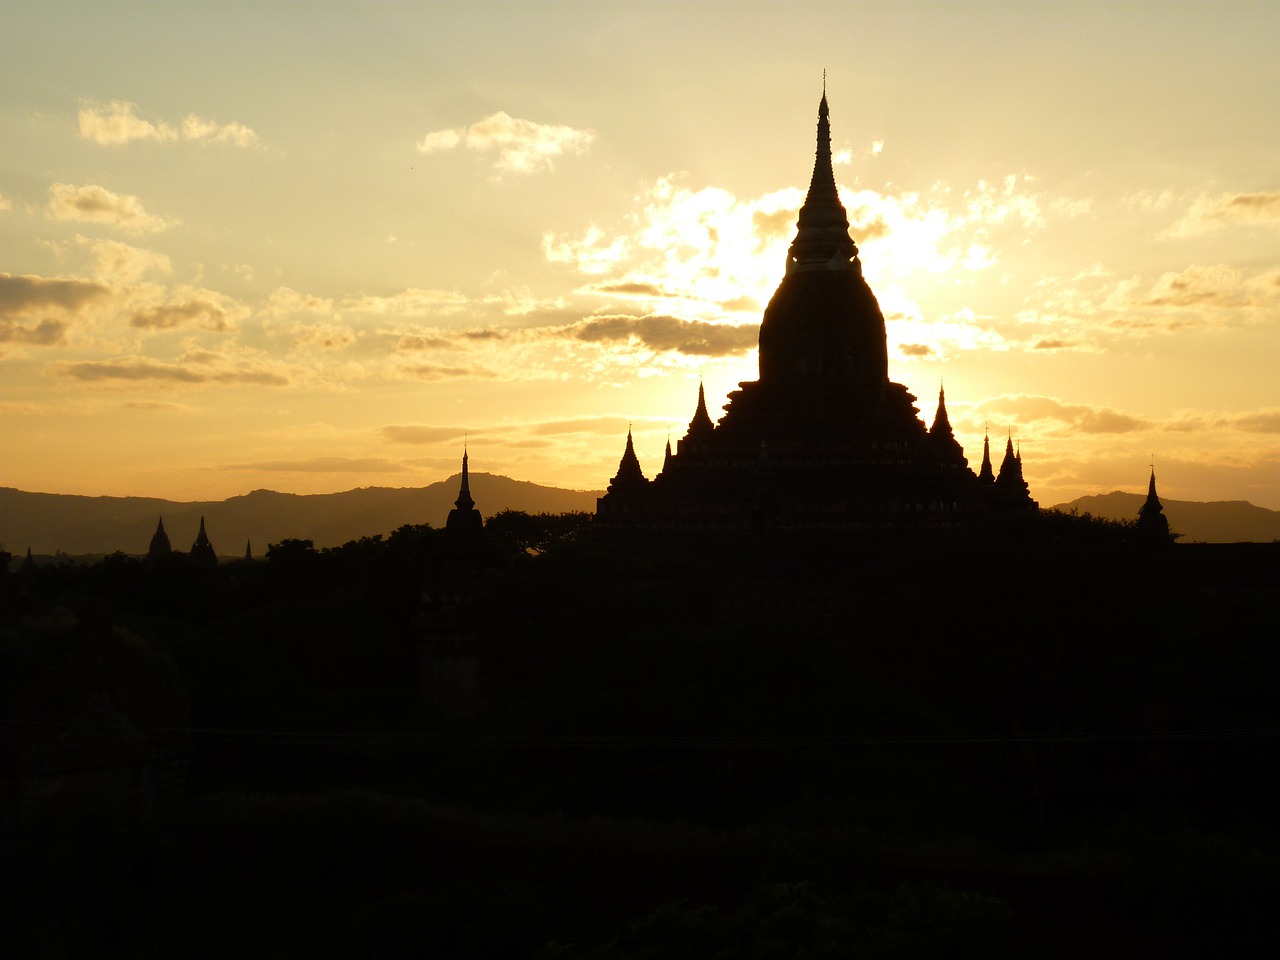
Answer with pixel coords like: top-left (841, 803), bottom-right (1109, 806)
top-left (3, 517), bottom-right (1278, 957)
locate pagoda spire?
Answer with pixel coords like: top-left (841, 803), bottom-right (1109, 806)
top-left (1137, 466), bottom-right (1172, 544)
top-left (190, 516), bottom-right (217, 566)
top-left (786, 83), bottom-right (857, 274)
top-left (148, 516), bottom-right (172, 559)
top-left (686, 378), bottom-right (715, 437)
top-left (995, 433), bottom-right (1032, 504)
top-left (977, 428), bottom-right (995, 483)
top-left (662, 435), bottom-right (673, 473)
top-left (996, 433), bottom-right (1016, 479)
top-left (929, 383), bottom-right (954, 438)
top-left (1139, 467), bottom-right (1165, 522)
top-left (928, 383), bottom-right (967, 467)
top-left (446, 447), bottom-right (484, 535)
top-left (455, 445), bottom-right (475, 511)
top-left (608, 425), bottom-right (647, 490)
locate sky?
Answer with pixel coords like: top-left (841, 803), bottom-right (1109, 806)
top-left (2, 1), bottom-right (1278, 511)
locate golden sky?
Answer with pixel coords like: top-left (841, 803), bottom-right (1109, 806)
top-left (2, 1), bottom-right (1278, 509)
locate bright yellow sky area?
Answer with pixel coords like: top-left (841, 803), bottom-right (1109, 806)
top-left (2, 1), bottom-right (1278, 510)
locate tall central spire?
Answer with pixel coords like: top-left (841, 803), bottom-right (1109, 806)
top-left (446, 447), bottom-right (484, 535)
top-left (786, 86), bottom-right (858, 273)
top-left (455, 446), bottom-right (474, 511)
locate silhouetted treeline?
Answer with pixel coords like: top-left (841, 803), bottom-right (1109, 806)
top-left (2, 512), bottom-right (1278, 957)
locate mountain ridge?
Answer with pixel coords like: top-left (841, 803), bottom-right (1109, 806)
top-left (0, 474), bottom-right (602, 556)
top-left (1051, 491), bottom-right (1280, 543)
top-left (6, 481), bottom-right (1276, 555)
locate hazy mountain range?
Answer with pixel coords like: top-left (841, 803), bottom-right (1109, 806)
top-left (4, 480), bottom-right (1277, 559)
top-left (1051, 492), bottom-right (1280, 543)
top-left (0, 475), bottom-right (601, 558)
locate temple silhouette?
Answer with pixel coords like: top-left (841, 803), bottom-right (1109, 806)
top-left (597, 89), bottom-right (1037, 533)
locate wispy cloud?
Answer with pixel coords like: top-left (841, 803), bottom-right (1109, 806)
top-left (529, 416), bottom-right (633, 436)
top-left (0, 318), bottom-right (68, 345)
top-left (344, 288), bottom-right (470, 315)
top-left (264, 286), bottom-right (336, 317)
top-left (1141, 263), bottom-right (1244, 308)
top-left (47, 183), bottom-right (176, 234)
top-left (417, 111), bottom-right (594, 174)
top-left (56, 355), bottom-right (290, 386)
top-left (1164, 191), bottom-right (1280, 237)
top-left (566, 314), bottom-right (759, 357)
top-left (1232, 409), bottom-right (1280, 434)
top-left (977, 395), bottom-right (1148, 434)
top-left (129, 296), bottom-right (235, 332)
top-left (0, 272), bottom-right (110, 317)
top-left (396, 362), bottom-right (497, 380)
top-left (76, 236), bottom-right (173, 282)
top-left (381, 425), bottom-right (468, 444)
top-left (78, 100), bottom-right (258, 147)
top-left (378, 312), bottom-right (758, 361)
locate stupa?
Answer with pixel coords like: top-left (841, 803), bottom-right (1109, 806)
top-left (597, 88), bottom-right (1037, 533)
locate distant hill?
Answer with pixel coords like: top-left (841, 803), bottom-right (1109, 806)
top-left (1052, 492), bottom-right (1280, 543)
top-left (0, 474), bottom-right (602, 557)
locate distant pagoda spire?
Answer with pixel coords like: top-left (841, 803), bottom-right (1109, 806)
top-left (20, 547), bottom-right (36, 574)
top-left (446, 446), bottom-right (484, 536)
top-left (455, 446), bottom-right (475, 511)
top-left (190, 516), bottom-right (217, 566)
top-left (148, 516), bottom-right (172, 559)
top-left (608, 426), bottom-right (647, 491)
top-left (786, 83), bottom-right (858, 274)
top-left (686, 379), bottom-right (715, 437)
top-left (662, 435), bottom-right (673, 473)
top-left (977, 428), bottom-right (995, 483)
top-left (244, 540), bottom-right (253, 561)
top-left (1136, 466), bottom-right (1172, 545)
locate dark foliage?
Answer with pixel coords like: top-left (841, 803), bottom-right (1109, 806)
top-left (2, 511), bottom-right (1278, 957)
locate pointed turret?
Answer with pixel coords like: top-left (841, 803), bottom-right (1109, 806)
top-left (994, 434), bottom-right (1034, 505)
top-left (445, 448), bottom-right (484, 536)
top-left (662, 436), bottom-right (673, 473)
top-left (977, 430), bottom-right (995, 483)
top-left (928, 384), bottom-right (967, 466)
top-left (995, 434), bottom-right (1018, 484)
top-left (686, 380), bottom-right (715, 438)
top-left (148, 517), bottom-right (172, 559)
top-left (1136, 467), bottom-right (1173, 545)
top-left (190, 516), bottom-right (217, 566)
top-left (608, 427), bottom-right (647, 491)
